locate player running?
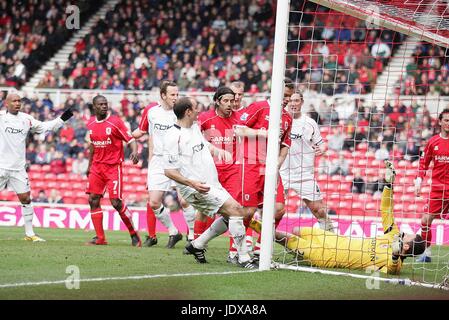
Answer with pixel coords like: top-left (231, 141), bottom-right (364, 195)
top-left (0, 92), bottom-right (74, 242)
top-left (85, 95), bottom-right (141, 246)
top-left (280, 92), bottom-right (335, 232)
top-left (132, 81), bottom-right (195, 248)
top-left (164, 97), bottom-right (258, 268)
top-left (251, 161), bottom-right (426, 274)
top-left (414, 108), bottom-right (449, 262)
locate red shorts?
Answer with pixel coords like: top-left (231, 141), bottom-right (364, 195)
top-left (425, 189), bottom-right (449, 218)
top-left (217, 165), bottom-right (242, 204)
top-left (238, 164), bottom-right (285, 207)
top-left (86, 163), bottom-right (123, 199)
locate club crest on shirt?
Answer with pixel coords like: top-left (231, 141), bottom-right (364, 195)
top-left (434, 146), bottom-right (439, 151)
top-left (106, 127), bottom-right (112, 135)
top-left (240, 113), bottom-right (249, 121)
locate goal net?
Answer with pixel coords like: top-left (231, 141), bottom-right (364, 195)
top-left (266, 0), bottom-right (449, 290)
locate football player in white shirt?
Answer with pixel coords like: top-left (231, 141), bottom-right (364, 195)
top-left (163, 97), bottom-right (258, 269)
top-left (0, 93), bottom-right (74, 241)
top-left (280, 93), bottom-right (335, 232)
top-left (132, 81), bottom-right (195, 248)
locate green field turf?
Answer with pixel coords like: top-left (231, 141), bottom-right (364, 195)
top-left (0, 226), bottom-right (448, 300)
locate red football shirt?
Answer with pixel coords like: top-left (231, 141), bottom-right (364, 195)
top-left (138, 102), bottom-right (159, 133)
top-left (87, 115), bottom-right (134, 165)
top-left (199, 109), bottom-right (241, 169)
top-left (417, 134), bottom-right (449, 190)
top-left (238, 100), bottom-right (292, 167)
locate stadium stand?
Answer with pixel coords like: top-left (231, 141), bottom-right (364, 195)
top-left (0, 0), bottom-right (104, 88)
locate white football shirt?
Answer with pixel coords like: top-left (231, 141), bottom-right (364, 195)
top-left (0, 110), bottom-right (63, 171)
top-left (163, 123), bottom-right (220, 196)
top-left (280, 114), bottom-right (323, 182)
top-left (147, 105), bottom-right (177, 156)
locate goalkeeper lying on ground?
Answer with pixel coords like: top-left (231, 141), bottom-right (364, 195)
top-left (251, 161), bottom-right (425, 274)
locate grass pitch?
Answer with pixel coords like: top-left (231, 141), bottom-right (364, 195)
top-left (0, 226), bottom-right (448, 300)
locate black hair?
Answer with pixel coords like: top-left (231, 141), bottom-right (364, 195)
top-left (173, 97), bottom-right (193, 119)
top-left (439, 108), bottom-right (449, 121)
top-left (404, 234), bottom-right (426, 256)
top-left (213, 86), bottom-right (235, 102)
top-left (92, 95), bottom-right (107, 105)
top-left (284, 77), bottom-right (295, 90)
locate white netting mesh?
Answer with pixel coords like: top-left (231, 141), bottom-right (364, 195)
top-left (274, 0), bottom-right (449, 289)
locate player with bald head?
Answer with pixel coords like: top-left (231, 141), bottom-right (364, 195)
top-left (0, 92), bottom-right (74, 241)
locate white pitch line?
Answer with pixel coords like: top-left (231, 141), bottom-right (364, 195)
top-left (0, 270), bottom-right (260, 289)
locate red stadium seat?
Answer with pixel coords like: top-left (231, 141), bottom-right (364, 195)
top-left (74, 198), bottom-right (85, 204)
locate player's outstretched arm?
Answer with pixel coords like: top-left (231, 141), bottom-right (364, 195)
top-left (30, 106), bottom-right (74, 134)
top-left (234, 125), bottom-right (267, 138)
top-left (132, 128), bottom-right (145, 139)
top-left (209, 144), bottom-right (232, 163)
top-left (278, 145), bottom-right (289, 169)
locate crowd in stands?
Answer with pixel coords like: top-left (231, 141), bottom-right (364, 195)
top-left (37, 0), bottom-right (277, 93)
top-left (402, 41), bottom-right (449, 96)
top-left (0, 0), bottom-right (103, 88)
top-left (31, 0), bottom-right (398, 96)
top-left (286, 2), bottom-right (403, 96)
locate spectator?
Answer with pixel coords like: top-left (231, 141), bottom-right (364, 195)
top-left (48, 189), bottom-right (64, 204)
top-left (35, 190), bottom-right (48, 203)
top-left (351, 169), bottom-right (366, 194)
top-left (366, 176), bottom-right (384, 197)
top-left (330, 154), bottom-right (349, 176)
top-left (35, 145), bottom-right (51, 164)
top-left (72, 152), bottom-right (89, 175)
top-left (50, 151), bottom-right (67, 175)
top-left (403, 138), bottom-right (420, 162)
top-left (371, 38), bottom-right (391, 61)
top-left (327, 126), bottom-right (346, 151)
top-left (375, 143), bottom-right (390, 161)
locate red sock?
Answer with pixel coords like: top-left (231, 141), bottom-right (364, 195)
top-left (194, 220), bottom-right (207, 239)
top-left (119, 205), bottom-right (136, 236)
top-left (421, 222), bottom-right (432, 247)
top-left (147, 202), bottom-right (156, 238)
top-left (91, 210), bottom-right (105, 241)
top-left (205, 216), bottom-right (215, 229)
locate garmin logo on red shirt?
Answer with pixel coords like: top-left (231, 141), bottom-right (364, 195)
top-left (435, 155), bottom-right (449, 163)
top-left (91, 138), bottom-right (112, 147)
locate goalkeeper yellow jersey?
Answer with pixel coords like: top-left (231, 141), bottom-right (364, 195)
top-left (285, 187), bottom-right (403, 274)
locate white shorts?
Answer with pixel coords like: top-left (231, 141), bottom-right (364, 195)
top-left (147, 156), bottom-right (176, 191)
top-left (283, 179), bottom-right (323, 202)
top-left (0, 168), bottom-right (31, 194)
top-left (179, 185), bottom-right (230, 217)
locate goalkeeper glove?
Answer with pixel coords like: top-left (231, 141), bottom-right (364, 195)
top-left (60, 107), bottom-right (74, 122)
top-left (391, 232), bottom-right (404, 257)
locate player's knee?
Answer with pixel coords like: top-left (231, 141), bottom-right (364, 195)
top-left (88, 195), bottom-right (101, 208)
top-left (149, 199), bottom-right (162, 210)
top-left (18, 194), bottom-right (31, 204)
top-left (110, 199), bottom-right (122, 210)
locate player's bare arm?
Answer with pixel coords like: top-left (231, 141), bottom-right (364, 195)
top-left (128, 140), bottom-right (139, 164)
top-left (234, 125), bottom-right (267, 138)
top-left (208, 144), bottom-right (232, 163)
top-left (278, 145), bottom-right (289, 170)
top-left (164, 169), bottom-right (210, 193)
top-left (86, 143), bottom-right (94, 176)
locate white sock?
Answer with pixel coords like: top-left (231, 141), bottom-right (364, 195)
top-left (182, 205), bottom-right (195, 240)
top-left (22, 204), bottom-right (35, 237)
top-left (154, 205), bottom-right (178, 236)
top-left (193, 216), bottom-right (228, 249)
top-left (229, 217), bottom-right (251, 263)
top-left (318, 217), bottom-right (335, 233)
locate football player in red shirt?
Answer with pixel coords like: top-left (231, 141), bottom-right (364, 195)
top-left (414, 108), bottom-right (449, 262)
top-left (234, 78), bottom-right (294, 258)
top-left (85, 95), bottom-right (141, 246)
top-left (198, 87), bottom-right (254, 262)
